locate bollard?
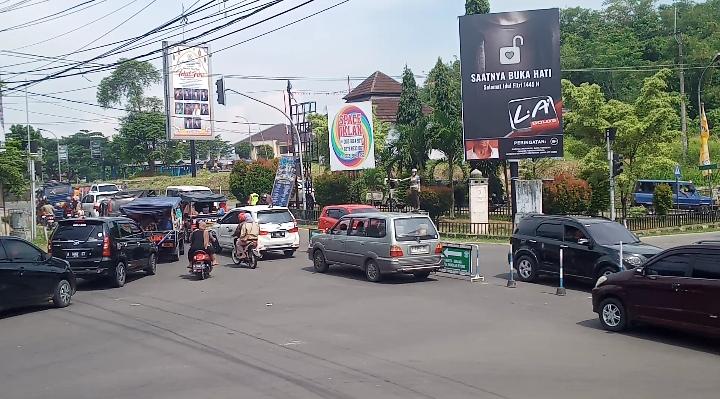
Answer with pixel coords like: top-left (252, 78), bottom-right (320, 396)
top-left (471, 244), bottom-right (485, 282)
top-left (506, 252), bottom-right (517, 288)
top-left (619, 241), bottom-right (624, 272)
top-left (556, 246), bottom-right (567, 296)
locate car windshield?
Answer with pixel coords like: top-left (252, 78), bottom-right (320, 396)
top-left (584, 222), bottom-right (639, 245)
top-left (98, 185), bottom-right (118, 192)
top-left (349, 207), bottom-right (376, 214)
top-left (257, 210), bottom-right (294, 224)
top-left (394, 217), bottom-right (438, 241)
top-left (53, 222), bottom-right (105, 241)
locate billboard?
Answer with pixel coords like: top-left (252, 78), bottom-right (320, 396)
top-left (327, 101), bottom-right (375, 171)
top-left (459, 8), bottom-right (563, 160)
top-left (164, 43), bottom-right (214, 140)
top-left (271, 155), bottom-right (298, 207)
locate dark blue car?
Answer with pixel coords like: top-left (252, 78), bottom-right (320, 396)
top-left (633, 180), bottom-right (714, 212)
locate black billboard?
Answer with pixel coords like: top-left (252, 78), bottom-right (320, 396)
top-left (459, 8), bottom-right (563, 160)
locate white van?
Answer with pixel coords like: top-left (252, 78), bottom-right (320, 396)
top-left (166, 185), bottom-right (213, 197)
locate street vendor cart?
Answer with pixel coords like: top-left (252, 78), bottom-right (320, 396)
top-left (120, 197), bottom-right (185, 261)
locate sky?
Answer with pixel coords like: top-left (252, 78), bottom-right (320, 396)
top-left (0, 0), bottom-right (670, 144)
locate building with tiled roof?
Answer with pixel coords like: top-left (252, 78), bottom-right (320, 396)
top-left (344, 71), bottom-right (430, 124)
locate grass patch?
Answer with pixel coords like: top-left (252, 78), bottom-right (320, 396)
top-left (635, 223), bottom-right (720, 237)
top-left (114, 170), bottom-right (234, 199)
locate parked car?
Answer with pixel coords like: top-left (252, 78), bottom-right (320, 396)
top-left (0, 236), bottom-right (76, 311)
top-left (592, 243), bottom-right (720, 337)
top-left (88, 183), bottom-right (121, 194)
top-left (633, 180), bottom-right (714, 212)
top-left (49, 217), bottom-right (157, 288)
top-left (212, 206), bottom-right (300, 257)
top-left (166, 185), bottom-right (213, 197)
top-left (80, 192), bottom-right (115, 217)
top-left (511, 215), bottom-right (662, 284)
top-left (318, 204), bottom-right (378, 231)
top-left (308, 212), bottom-right (443, 282)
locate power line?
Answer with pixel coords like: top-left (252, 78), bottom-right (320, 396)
top-left (0, 0), bottom-right (48, 14)
top-left (0, 0), bottom-right (106, 33)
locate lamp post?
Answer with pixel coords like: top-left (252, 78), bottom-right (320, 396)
top-left (39, 128), bottom-right (61, 181)
top-left (697, 53), bottom-right (720, 117)
top-left (235, 115), bottom-right (254, 159)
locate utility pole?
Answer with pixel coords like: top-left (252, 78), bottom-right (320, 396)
top-left (25, 87), bottom-right (36, 240)
top-left (607, 128), bottom-right (617, 221)
top-left (287, 80), bottom-right (301, 209)
top-left (675, 6), bottom-right (688, 158)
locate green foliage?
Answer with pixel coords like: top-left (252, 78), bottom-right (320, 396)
top-left (114, 111), bottom-right (168, 170)
top-left (255, 144), bottom-right (274, 160)
top-left (394, 66), bottom-right (429, 172)
top-left (465, 0), bottom-right (489, 14)
top-left (543, 173), bottom-right (592, 215)
top-left (415, 186), bottom-right (452, 222)
top-left (228, 161), bottom-right (276, 202)
top-left (235, 142), bottom-right (253, 160)
top-left (194, 135), bottom-right (232, 161)
top-left (0, 140), bottom-right (28, 196)
top-left (628, 206), bottom-right (648, 218)
top-left (314, 173), bottom-right (352, 206)
top-left (96, 59), bottom-right (161, 112)
top-left (309, 113), bottom-right (330, 166)
top-left (653, 183), bottom-right (674, 216)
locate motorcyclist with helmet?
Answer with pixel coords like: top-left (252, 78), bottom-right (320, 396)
top-left (233, 212), bottom-right (259, 260)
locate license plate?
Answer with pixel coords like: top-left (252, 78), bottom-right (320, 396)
top-left (409, 246), bottom-right (429, 255)
top-left (271, 231), bottom-right (285, 238)
top-left (68, 251), bottom-right (86, 258)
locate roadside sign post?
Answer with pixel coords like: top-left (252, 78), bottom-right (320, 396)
top-left (618, 241), bottom-right (624, 272)
top-left (439, 243), bottom-right (483, 281)
top-left (507, 252), bottom-right (517, 288)
top-left (557, 246), bottom-right (567, 296)
top-left (675, 164), bottom-right (682, 212)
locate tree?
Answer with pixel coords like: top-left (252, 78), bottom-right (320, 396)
top-left (235, 142), bottom-right (253, 160)
top-left (256, 144), bottom-right (274, 160)
top-left (114, 111), bottom-right (167, 171)
top-left (395, 66), bottom-right (429, 172)
top-left (229, 160), bottom-right (276, 202)
top-left (465, 0), bottom-right (489, 14)
top-left (543, 173), bottom-right (593, 215)
top-left (653, 183), bottom-right (674, 216)
top-left (0, 140), bottom-right (28, 195)
top-left (97, 59), bottom-right (161, 112)
top-left (426, 58), bottom-right (463, 216)
top-left (309, 113), bottom-right (330, 167)
top-left (195, 135), bottom-right (232, 161)
top-left (314, 173), bottom-right (352, 206)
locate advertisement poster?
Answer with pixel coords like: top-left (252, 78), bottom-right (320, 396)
top-left (327, 101), bottom-right (375, 171)
top-left (459, 8), bottom-right (563, 160)
top-left (271, 155), bottom-right (298, 207)
top-left (165, 44), bottom-right (214, 140)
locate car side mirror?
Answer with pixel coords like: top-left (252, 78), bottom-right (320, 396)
top-left (634, 267), bottom-right (645, 276)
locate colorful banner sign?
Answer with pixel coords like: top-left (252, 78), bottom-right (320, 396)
top-left (700, 103), bottom-right (712, 176)
top-left (459, 8), bottom-right (563, 160)
top-left (327, 101), bottom-right (375, 171)
top-left (271, 155), bottom-right (298, 207)
top-left (164, 43), bottom-right (214, 141)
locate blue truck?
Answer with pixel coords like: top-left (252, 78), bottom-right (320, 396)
top-left (39, 182), bottom-right (74, 219)
top-left (633, 180), bottom-right (715, 212)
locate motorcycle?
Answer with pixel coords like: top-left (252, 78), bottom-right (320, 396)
top-left (190, 250), bottom-right (213, 280)
top-left (40, 214), bottom-right (56, 230)
top-left (231, 239), bottom-right (259, 269)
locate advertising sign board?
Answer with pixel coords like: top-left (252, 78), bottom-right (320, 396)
top-left (164, 43), bottom-right (214, 141)
top-left (271, 155), bottom-right (297, 207)
top-left (327, 101), bottom-right (375, 171)
top-left (459, 8), bottom-right (563, 160)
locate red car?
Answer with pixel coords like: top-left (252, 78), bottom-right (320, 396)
top-left (318, 204), bottom-right (378, 231)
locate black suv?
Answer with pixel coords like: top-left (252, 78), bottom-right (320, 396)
top-left (511, 215), bottom-right (662, 283)
top-left (50, 217), bottom-right (157, 288)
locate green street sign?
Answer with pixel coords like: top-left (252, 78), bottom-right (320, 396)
top-left (441, 245), bottom-right (472, 275)
top-left (698, 164), bottom-right (718, 171)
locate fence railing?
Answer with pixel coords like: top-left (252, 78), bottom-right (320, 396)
top-left (625, 210), bottom-right (720, 231)
top-left (436, 221), bottom-right (513, 238)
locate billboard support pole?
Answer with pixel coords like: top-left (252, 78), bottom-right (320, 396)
top-left (510, 161), bottom-right (519, 222)
top-left (190, 140), bottom-right (197, 177)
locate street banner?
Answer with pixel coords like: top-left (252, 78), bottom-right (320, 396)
top-left (700, 103), bottom-right (712, 176)
top-left (459, 8), bottom-right (563, 160)
top-left (58, 145), bottom-right (68, 161)
top-left (271, 155), bottom-right (298, 207)
top-left (90, 140), bottom-right (102, 159)
top-left (327, 101), bottom-right (375, 171)
top-left (164, 43), bottom-right (214, 141)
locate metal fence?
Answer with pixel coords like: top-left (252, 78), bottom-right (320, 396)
top-left (436, 221), bottom-right (514, 238)
top-left (625, 210), bottom-right (720, 231)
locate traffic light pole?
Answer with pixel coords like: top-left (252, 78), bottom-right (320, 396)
top-left (607, 131), bottom-right (616, 221)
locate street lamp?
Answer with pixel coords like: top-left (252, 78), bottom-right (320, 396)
top-left (38, 128), bottom-right (61, 181)
top-left (697, 52), bottom-right (720, 117)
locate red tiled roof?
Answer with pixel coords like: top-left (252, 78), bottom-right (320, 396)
top-left (241, 124), bottom-right (290, 145)
top-left (371, 98), bottom-right (432, 124)
top-left (344, 71), bottom-right (402, 101)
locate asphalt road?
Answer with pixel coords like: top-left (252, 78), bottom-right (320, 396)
top-left (1, 231), bottom-right (719, 399)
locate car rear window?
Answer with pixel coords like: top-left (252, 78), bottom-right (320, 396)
top-left (53, 222), bottom-right (105, 241)
top-left (394, 217), bottom-right (438, 241)
top-left (349, 207), bottom-right (376, 214)
top-left (258, 210), bottom-right (294, 224)
top-left (98, 185), bottom-right (118, 192)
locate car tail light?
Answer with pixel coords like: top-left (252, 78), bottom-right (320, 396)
top-left (193, 252), bottom-right (210, 261)
top-left (288, 224), bottom-right (298, 234)
top-left (102, 236), bottom-right (111, 257)
top-left (435, 243), bottom-right (443, 254)
top-left (259, 230), bottom-right (269, 236)
top-left (390, 245), bottom-right (404, 258)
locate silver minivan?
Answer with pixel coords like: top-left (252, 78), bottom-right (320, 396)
top-left (308, 212), bottom-right (443, 282)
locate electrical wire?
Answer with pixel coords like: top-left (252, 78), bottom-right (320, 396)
top-left (0, 0), bottom-right (106, 33)
top-left (0, 0), bottom-right (48, 14)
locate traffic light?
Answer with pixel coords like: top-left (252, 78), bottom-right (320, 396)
top-left (216, 77), bottom-right (225, 105)
top-left (606, 127), bottom-right (617, 143)
top-left (612, 154), bottom-right (624, 177)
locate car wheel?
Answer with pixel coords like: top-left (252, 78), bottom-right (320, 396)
top-left (52, 279), bottom-right (72, 308)
top-left (283, 249), bottom-right (296, 257)
top-left (365, 260), bottom-right (382, 283)
top-left (598, 298), bottom-right (628, 332)
top-left (313, 250), bottom-right (329, 273)
top-left (413, 271), bottom-right (431, 280)
top-left (515, 255), bottom-right (538, 282)
top-left (111, 261), bottom-right (127, 288)
top-left (596, 265), bottom-right (617, 280)
top-left (145, 253), bottom-right (157, 275)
